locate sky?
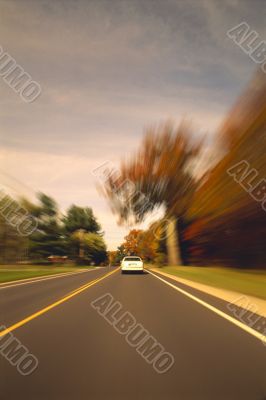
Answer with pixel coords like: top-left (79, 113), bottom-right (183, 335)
top-left (0, 0), bottom-right (265, 249)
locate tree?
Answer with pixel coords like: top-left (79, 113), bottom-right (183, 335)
top-left (0, 190), bottom-right (107, 266)
top-left (70, 231), bottom-right (107, 264)
top-left (64, 205), bottom-right (104, 263)
top-left (108, 251), bottom-right (117, 265)
top-left (122, 229), bottom-right (143, 256)
top-left (184, 70), bottom-right (266, 268)
top-left (64, 205), bottom-right (101, 234)
top-left (120, 226), bottom-right (161, 262)
top-left (84, 233), bottom-right (107, 264)
top-left (102, 121), bottom-right (201, 265)
top-left (0, 194), bottom-right (28, 264)
top-left (29, 193), bottom-right (67, 261)
top-left (138, 227), bottom-right (160, 262)
top-left (115, 245), bottom-right (127, 263)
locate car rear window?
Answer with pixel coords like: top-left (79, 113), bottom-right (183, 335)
top-left (124, 257), bottom-right (141, 261)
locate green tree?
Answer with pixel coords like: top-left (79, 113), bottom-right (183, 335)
top-left (115, 245), bottom-right (126, 264)
top-left (0, 193), bottom-right (32, 264)
top-left (29, 193), bottom-right (66, 261)
top-left (64, 205), bottom-right (104, 263)
top-left (64, 205), bottom-right (101, 234)
top-left (70, 231), bottom-right (107, 264)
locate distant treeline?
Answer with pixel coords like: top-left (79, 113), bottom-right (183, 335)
top-left (0, 192), bottom-right (107, 265)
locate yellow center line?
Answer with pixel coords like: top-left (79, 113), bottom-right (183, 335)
top-left (67, 277), bottom-right (102, 294)
top-left (0, 267), bottom-right (120, 337)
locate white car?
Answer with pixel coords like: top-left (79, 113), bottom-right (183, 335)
top-left (121, 256), bottom-right (144, 273)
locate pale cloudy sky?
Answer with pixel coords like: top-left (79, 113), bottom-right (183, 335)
top-left (0, 0), bottom-right (265, 249)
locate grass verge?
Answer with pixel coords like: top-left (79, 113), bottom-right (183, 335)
top-left (153, 266), bottom-right (266, 300)
top-left (0, 264), bottom-right (96, 283)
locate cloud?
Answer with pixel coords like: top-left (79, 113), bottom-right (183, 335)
top-left (0, 0), bottom-right (264, 248)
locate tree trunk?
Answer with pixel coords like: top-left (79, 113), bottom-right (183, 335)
top-left (77, 229), bottom-right (85, 258)
top-left (166, 217), bottom-right (181, 266)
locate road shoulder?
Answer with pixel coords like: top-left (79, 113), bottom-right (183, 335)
top-left (149, 267), bottom-right (266, 317)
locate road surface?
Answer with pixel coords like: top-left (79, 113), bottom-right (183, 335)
top-left (1, 267), bottom-right (266, 400)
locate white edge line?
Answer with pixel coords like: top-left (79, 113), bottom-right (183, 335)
top-left (147, 270), bottom-right (266, 344)
top-left (0, 268), bottom-right (100, 289)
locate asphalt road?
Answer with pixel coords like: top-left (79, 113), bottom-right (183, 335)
top-left (1, 267), bottom-right (266, 400)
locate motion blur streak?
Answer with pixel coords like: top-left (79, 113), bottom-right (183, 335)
top-left (102, 70), bottom-right (266, 269)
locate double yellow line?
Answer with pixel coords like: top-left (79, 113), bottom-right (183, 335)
top-left (0, 267), bottom-right (120, 338)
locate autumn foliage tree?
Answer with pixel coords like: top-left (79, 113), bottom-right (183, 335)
top-left (184, 70), bottom-right (266, 268)
top-left (122, 229), bottom-right (143, 256)
top-left (103, 71), bottom-right (266, 269)
top-left (120, 226), bottom-right (161, 263)
top-left (102, 122), bottom-right (201, 265)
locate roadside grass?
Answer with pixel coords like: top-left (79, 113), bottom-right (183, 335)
top-left (0, 264), bottom-right (96, 283)
top-left (152, 266), bottom-right (266, 300)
